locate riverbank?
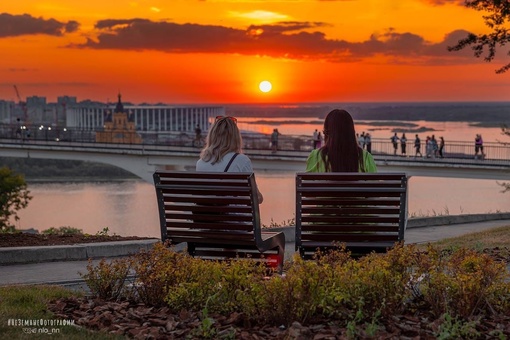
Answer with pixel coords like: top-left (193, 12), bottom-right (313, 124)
top-left (226, 101), bottom-right (510, 123)
top-left (0, 157), bottom-right (137, 181)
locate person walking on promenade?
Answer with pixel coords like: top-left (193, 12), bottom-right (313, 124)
top-left (317, 131), bottom-right (323, 148)
top-left (431, 135), bottom-right (438, 158)
top-left (196, 115), bottom-right (263, 203)
top-left (391, 133), bottom-right (399, 155)
top-left (439, 136), bottom-right (445, 158)
top-left (306, 109), bottom-right (377, 173)
top-left (365, 133), bottom-right (372, 153)
top-left (271, 128), bottom-right (280, 153)
top-left (425, 136), bottom-right (432, 158)
top-left (312, 129), bottom-right (319, 149)
top-left (400, 133), bottom-right (407, 156)
top-left (193, 124), bottom-right (202, 147)
top-left (358, 132), bottom-right (366, 149)
top-left (414, 134), bottom-right (422, 157)
top-left (475, 134), bottom-right (485, 159)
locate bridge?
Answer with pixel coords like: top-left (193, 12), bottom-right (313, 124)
top-left (0, 137), bottom-right (508, 183)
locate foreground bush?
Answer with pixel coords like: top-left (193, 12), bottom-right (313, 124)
top-left (82, 242), bottom-right (510, 334)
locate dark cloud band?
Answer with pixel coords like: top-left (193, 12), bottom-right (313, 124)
top-left (0, 12), bottom-right (482, 64)
top-left (0, 13), bottom-right (78, 37)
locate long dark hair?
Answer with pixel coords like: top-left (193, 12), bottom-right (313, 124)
top-left (320, 109), bottom-right (364, 172)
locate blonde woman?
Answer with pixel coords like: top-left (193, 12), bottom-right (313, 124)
top-left (196, 116), bottom-right (263, 203)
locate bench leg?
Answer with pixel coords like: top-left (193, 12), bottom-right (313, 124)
top-left (187, 243), bottom-right (196, 257)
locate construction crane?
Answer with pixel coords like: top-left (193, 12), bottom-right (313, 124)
top-left (13, 85), bottom-right (28, 123)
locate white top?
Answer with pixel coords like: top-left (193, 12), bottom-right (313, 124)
top-left (196, 152), bottom-right (254, 173)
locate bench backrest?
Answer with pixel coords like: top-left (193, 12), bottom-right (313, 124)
top-left (153, 171), bottom-right (261, 243)
top-left (295, 172), bottom-right (408, 258)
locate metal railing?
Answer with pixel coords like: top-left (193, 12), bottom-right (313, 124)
top-left (0, 123), bottom-right (508, 164)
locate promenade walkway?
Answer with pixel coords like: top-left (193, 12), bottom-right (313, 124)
top-left (1, 215), bottom-right (509, 290)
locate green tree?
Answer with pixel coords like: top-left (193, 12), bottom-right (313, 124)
top-left (448, 0), bottom-right (510, 74)
top-left (0, 167), bottom-right (32, 232)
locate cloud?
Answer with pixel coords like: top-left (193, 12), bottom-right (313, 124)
top-left (72, 18), bottom-right (476, 64)
top-left (202, 0), bottom-right (352, 2)
top-left (419, 0), bottom-right (465, 6)
top-left (229, 10), bottom-right (290, 22)
top-left (0, 12), bottom-right (478, 66)
top-left (0, 13), bottom-right (79, 38)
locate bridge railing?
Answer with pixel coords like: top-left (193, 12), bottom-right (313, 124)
top-left (0, 123), bottom-right (509, 163)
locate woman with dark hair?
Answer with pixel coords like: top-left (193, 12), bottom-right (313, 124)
top-left (306, 109), bottom-right (377, 173)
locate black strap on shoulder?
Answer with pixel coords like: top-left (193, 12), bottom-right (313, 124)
top-left (224, 153), bottom-right (239, 172)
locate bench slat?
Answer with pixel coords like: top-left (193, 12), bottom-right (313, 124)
top-left (298, 173), bottom-right (406, 181)
top-left (301, 198), bottom-right (401, 206)
top-left (299, 182), bottom-right (405, 188)
top-left (163, 204), bottom-right (253, 214)
top-left (166, 220), bottom-right (253, 231)
top-left (299, 190), bottom-right (404, 197)
top-left (158, 187), bottom-right (252, 196)
top-left (301, 216), bottom-right (401, 223)
top-left (301, 233), bottom-right (400, 242)
top-left (157, 172), bottom-right (251, 180)
top-left (161, 196), bottom-right (251, 205)
top-left (300, 224), bottom-right (400, 232)
top-left (166, 212), bottom-right (254, 222)
top-left (301, 207), bottom-right (401, 215)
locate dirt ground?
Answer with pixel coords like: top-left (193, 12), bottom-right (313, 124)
top-left (0, 233), bottom-right (154, 247)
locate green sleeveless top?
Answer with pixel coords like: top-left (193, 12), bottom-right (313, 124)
top-left (305, 149), bottom-right (377, 173)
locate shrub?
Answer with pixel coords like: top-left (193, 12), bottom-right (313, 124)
top-left (80, 258), bottom-right (131, 300)
top-left (418, 246), bottom-right (510, 318)
top-left (42, 226), bottom-right (83, 235)
top-left (128, 243), bottom-right (185, 306)
top-left (81, 243), bottom-right (510, 330)
top-left (247, 255), bottom-right (324, 325)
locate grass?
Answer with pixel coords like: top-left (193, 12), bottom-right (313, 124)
top-left (417, 224), bottom-right (510, 252)
top-left (1, 225), bottom-right (509, 339)
top-left (0, 285), bottom-right (121, 339)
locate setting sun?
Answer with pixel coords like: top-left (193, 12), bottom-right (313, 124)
top-left (259, 80), bottom-right (272, 93)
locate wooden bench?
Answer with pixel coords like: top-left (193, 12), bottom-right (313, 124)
top-left (295, 172), bottom-right (408, 259)
top-left (153, 171), bottom-right (285, 271)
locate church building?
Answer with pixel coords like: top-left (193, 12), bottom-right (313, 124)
top-left (95, 94), bottom-right (142, 144)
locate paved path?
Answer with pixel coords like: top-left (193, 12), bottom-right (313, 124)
top-left (1, 219), bottom-right (509, 289)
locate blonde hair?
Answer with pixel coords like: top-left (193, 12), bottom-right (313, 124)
top-left (200, 117), bottom-right (242, 164)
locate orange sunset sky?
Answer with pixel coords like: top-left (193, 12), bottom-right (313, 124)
top-left (1, 0), bottom-right (509, 104)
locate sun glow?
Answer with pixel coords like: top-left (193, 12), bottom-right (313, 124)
top-left (259, 80), bottom-right (272, 93)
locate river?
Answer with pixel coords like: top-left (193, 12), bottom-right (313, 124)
top-left (13, 173), bottom-right (509, 238)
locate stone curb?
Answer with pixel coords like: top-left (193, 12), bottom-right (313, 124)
top-left (406, 212), bottom-right (510, 228)
top-left (0, 239), bottom-right (160, 265)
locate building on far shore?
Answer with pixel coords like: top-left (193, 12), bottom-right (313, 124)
top-left (0, 93), bottom-right (225, 143)
top-left (66, 97), bottom-right (224, 139)
top-left (95, 94), bottom-right (142, 144)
